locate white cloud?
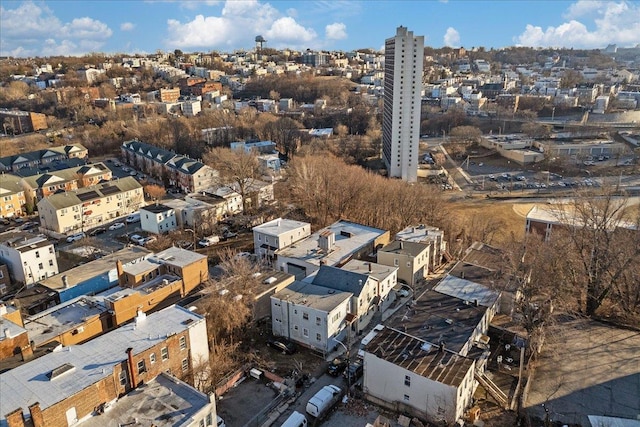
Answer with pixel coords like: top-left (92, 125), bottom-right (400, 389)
top-left (166, 0), bottom-right (320, 50)
top-left (121, 22), bottom-right (136, 31)
top-left (325, 22), bottom-right (347, 40)
top-left (0, 1), bottom-right (112, 57)
top-left (443, 27), bottom-right (460, 47)
top-left (516, 0), bottom-right (640, 48)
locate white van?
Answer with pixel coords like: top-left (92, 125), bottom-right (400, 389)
top-left (281, 411), bottom-right (307, 427)
top-left (198, 235), bottom-right (220, 247)
top-left (306, 385), bottom-right (341, 418)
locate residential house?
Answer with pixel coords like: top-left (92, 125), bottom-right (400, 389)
top-left (340, 259), bottom-right (398, 314)
top-left (140, 204), bottom-right (177, 234)
top-left (253, 218), bottom-right (311, 259)
top-left (0, 232), bottom-right (58, 285)
top-left (159, 87), bottom-right (181, 103)
top-left (166, 155), bottom-right (217, 193)
top-left (201, 187), bottom-right (242, 216)
top-left (311, 265), bottom-right (382, 333)
top-left (0, 263), bottom-right (10, 296)
top-left (39, 247), bottom-right (152, 303)
top-left (275, 220), bottom-right (390, 280)
top-left (377, 240), bottom-right (430, 289)
top-left (20, 163), bottom-right (112, 206)
top-left (395, 224), bottom-right (448, 273)
top-left (271, 280), bottom-right (352, 353)
top-left (0, 305), bottom-right (213, 427)
top-left (0, 144), bottom-right (88, 173)
top-left (37, 177), bottom-right (144, 235)
top-left (0, 303), bottom-right (28, 362)
top-left (363, 326), bottom-right (476, 424)
top-left (233, 179), bottom-right (275, 210)
top-left (0, 175), bottom-right (26, 218)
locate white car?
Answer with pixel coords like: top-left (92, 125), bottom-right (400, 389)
top-left (109, 222), bottom-right (125, 230)
top-left (130, 234), bottom-right (145, 245)
top-left (66, 232), bottom-right (86, 243)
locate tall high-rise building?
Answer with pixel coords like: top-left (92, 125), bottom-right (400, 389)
top-left (382, 26), bottom-right (424, 182)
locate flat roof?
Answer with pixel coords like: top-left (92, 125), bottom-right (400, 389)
top-left (379, 240), bottom-right (429, 257)
top-left (395, 224), bottom-right (443, 243)
top-left (40, 247), bottom-right (152, 291)
top-left (24, 296), bottom-right (105, 346)
top-left (273, 280), bottom-right (352, 313)
top-left (387, 289), bottom-right (487, 354)
top-left (104, 274), bottom-right (181, 302)
top-left (365, 326), bottom-right (474, 387)
top-left (122, 258), bottom-right (160, 277)
top-left (447, 261), bottom-right (500, 288)
top-left (340, 260), bottom-right (397, 283)
top-left (151, 246), bottom-right (207, 268)
top-left (276, 220), bottom-right (386, 268)
top-left (0, 232), bottom-right (53, 252)
top-left (0, 305), bottom-right (205, 420)
top-left (434, 275), bottom-right (500, 308)
top-left (252, 217), bottom-right (310, 237)
top-left (462, 242), bottom-right (504, 269)
top-left (79, 372), bottom-right (213, 427)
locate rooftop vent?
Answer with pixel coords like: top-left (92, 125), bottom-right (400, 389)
top-left (47, 363), bottom-right (75, 380)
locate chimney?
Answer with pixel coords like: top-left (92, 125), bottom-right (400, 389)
top-left (62, 275), bottom-right (70, 289)
top-left (135, 309), bottom-right (146, 325)
top-left (0, 303), bottom-right (7, 316)
top-left (439, 342), bottom-right (445, 353)
top-left (28, 403), bottom-right (44, 427)
top-left (20, 344), bottom-right (33, 362)
top-left (5, 407), bottom-right (25, 427)
top-left (126, 347), bottom-right (137, 389)
top-left (368, 262), bottom-right (372, 272)
top-left (400, 241), bottom-right (403, 250)
top-left (3, 328), bottom-right (11, 339)
top-left (474, 299), bottom-right (478, 307)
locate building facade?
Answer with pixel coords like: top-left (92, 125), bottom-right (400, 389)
top-left (0, 175), bottom-right (27, 218)
top-left (37, 177), bottom-right (144, 235)
top-left (382, 26), bottom-right (424, 182)
top-left (0, 144), bottom-right (88, 173)
top-left (252, 218), bottom-right (311, 259)
top-left (0, 232), bottom-right (58, 285)
top-left (140, 204), bottom-right (177, 234)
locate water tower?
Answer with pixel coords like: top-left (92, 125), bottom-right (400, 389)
top-left (255, 35), bottom-right (266, 52)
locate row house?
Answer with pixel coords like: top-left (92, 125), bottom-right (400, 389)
top-left (0, 305), bottom-right (214, 427)
top-left (0, 232), bottom-right (59, 285)
top-left (20, 163), bottom-right (112, 207)
top-left (0, 144), bottom-right (88, 173)
top-left (37, 177), bottom-right (144, 235)
top-left (252, 217), bottom-right (311, 259)
top-left (121, 140), bottom-right (217, 193)
top-left (0, 175), bottom-right (26, 218)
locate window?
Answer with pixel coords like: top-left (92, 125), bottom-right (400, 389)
top-left (303, 328), bottom-right (309, 338)
top-left (316, 333), bottom-right (321, 341)
top-left (137, 359), bottom-right (146, 374)
top-left (35, 251), bottom-right (40, 258)
top-left (161, 347), bottom-right (169, 361)
top-left (403, 394), bottom-right (410, 402)
top-left (302, 312), bottom-right (309, 320)
top-left (405, 375), bottom-right (411, 387)
top-left (394, 259), bottom-right (399, 267)
top-left (49, 259), bottom-right (54, 267)
top-left (119, 370), bottom-right (127, 385)
top-left (179, 336), bottom-right (186, 350)
top-left (182, 358), bottom-right (189, 372)
top-left (150, 353), bottom-right (156, 364)
top-left (316, 317), bottom-right (321, 326)
top-left (38, 263), bottom-right (43, 270)
top-left (49, 247), bottom-right (54, 254)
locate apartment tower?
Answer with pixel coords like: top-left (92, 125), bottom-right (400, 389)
top-left (382, 26), bottom-right (424, 182)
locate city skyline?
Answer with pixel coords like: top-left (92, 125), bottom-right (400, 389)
top-left (1, 0), bottom-right (640, 58)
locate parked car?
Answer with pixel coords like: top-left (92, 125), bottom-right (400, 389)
top-left (141, 236), bottom-right (157, 246)
top-left (0, 218), bottom-right (10, 226)
top-left (126, 213), bottom-right (140, 223)
top-left (130, 234), bottom-right (145, 245)
top-left (327, 356), bottom-right (348, 376)
top-left (267, 337), bottom-right (296, 355)
top-left (343, 361), bottom-right (364, 383)
top-left (222, 230), bottom-right (238, 240)
top-left (198, 235), bottom-right (220, 247)
top-left (66, 232), bottom-right (86, 243)
top-left (88, 227), bottom-right (107, 236)
top-left (109, 222), bottom-right (125, 230)
top-left (21, 221), bottom-right (39, 231)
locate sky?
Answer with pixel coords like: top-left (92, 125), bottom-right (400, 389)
top-left (1, 0), bottom-right (640, 58)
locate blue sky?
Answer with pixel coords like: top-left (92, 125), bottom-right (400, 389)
top-left (1, 0), bottom-right (640, 57)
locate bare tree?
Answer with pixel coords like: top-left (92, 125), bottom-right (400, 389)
top-left (203, 147), bottom-right (260, 213)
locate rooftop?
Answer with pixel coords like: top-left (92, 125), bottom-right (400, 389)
top-left (462, 242), bottom-right (504, 270)
top-left (40, 247), bottom-right (152, 291)
top-left (395, 224), bottom-right (444, 243)
top-left (141, 203), bottom-right (173, 214)
top-left (0, 305), bottom-right (205, 421)
top-left (447, 261), bottom-right (500, 289)
top-left (379, 240), bottom-right (429, 257)
top-left (104, 274), bottom-right (182, 303)
top-left (340, 259), bottom-right (397, 283)
top-left (276, 220), bottom-right (387, 268)
top-left (24, 296), bottom-right (106, 346)
top-left (273, 280), bottom-right (352, 313)
top-left (312, 265), bottom-right (370, 298)
top-left (388, 289), bottom-right (487, 354)
top-left (365, 326), bottom-right (474, 387)
top-left (151, 246), bottom-right (207, 268)
top-left (0, 232), bottom-right (52, 252)
top-left (38, 176), bottom-right (142, 210)
top-left (252, 217), bottom-right (310, 236)
top-left (433, 275), bottom-right (500, 308)
top-left (78, 372), bottom-right (214, 427)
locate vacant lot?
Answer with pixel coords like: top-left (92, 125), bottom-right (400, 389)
top-left (524, 315), bottom-right (640, 426)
